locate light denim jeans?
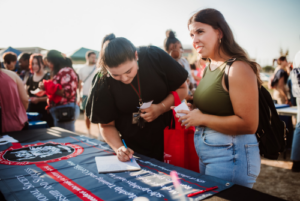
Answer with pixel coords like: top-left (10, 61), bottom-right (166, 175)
top-left (49, 102), bottom-right (80, 132)
top-left (194, 127), bottom-right (261, 188)
top-left (291, 124), bottom-right (300, 161)
top-left (291, 98), bottom-right (300, 161)
top-left (291, 97), bottom-right (300, 161)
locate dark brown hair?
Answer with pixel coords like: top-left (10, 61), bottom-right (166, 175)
top-left (188, 8), bottom-right (262, 86)
top-left (86, 51), bottom-right (96, 59)
top-left (3, 52), bottom-right (17, 64)
top-left (277, 56), bottom-right (287, 65)
top-left (164, 30), bottom-right (180, 52)
top-left (19, 53), bottom-right (32, 61)
top-left (98, 34), bottom-right (136, 78)
top-left (190, 63), bottom-right (196, 70)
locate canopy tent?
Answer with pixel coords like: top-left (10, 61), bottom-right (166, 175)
top-left (68, 47), bottom-right (99, 61)
top-left (0, 47), bottom-right (22, 60)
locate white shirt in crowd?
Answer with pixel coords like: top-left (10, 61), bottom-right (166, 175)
top-left (177, 57), bottom-right (195, 85)
top-left (77, 65), bottom-right (97, 96)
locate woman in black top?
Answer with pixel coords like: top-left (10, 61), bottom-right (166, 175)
top-left (86, 34), bottom-right (188, 161)
top-left (26, 54), bottom-right (53, 127)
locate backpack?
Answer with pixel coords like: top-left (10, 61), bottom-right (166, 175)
top-left (225, 60), bottom-right (287, 160)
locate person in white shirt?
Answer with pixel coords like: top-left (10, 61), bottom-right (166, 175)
top-left (77, 51), bottom-right (97, 136)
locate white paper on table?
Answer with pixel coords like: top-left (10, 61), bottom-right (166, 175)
top-left (0, 135), bottom-right (19, 145)
top-left (174, 102), bottom-right (190, 117)
top-left (95, 155), bottom-right (141, 173)
top-left (30, 88), bottom-right (42, 94)
top-left (139, 100), bottom-right (153, 109)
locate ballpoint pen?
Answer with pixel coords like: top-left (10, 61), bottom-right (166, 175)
top-left (122, 139), bottom-right (133, 163)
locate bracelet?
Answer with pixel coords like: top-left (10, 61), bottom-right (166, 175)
top-left (161, 103), bottom-right (166, 108)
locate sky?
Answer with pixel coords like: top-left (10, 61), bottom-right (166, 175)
top-left (0, 0), bottom-right (299, 66)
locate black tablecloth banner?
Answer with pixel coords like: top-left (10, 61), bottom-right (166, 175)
top-left (0, 136), bottom-right (234, 201)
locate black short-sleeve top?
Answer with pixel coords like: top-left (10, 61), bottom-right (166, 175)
top-left (26, 73), bottom-right (50, 113)
top-left (86, 46), bottom-right (188, 161)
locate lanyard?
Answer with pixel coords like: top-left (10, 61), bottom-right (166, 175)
top-left (130, 71), bottom-right (143, 106)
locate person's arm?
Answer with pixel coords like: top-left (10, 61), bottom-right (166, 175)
top-left (192, 73), bottom-right (202, 81)
top-left (77, 69), bottom-right (83, 104)
top-left (286, 65), bottom-right (291, 76)
top-left (30, 96), bottom-right (48, 104)
top-left (99, 121), bottom-right (134, 162)
top-left (191, 69), bottom-right (202, 81)
top-left (277, 77), bottom-right (289, 103)
top-left (25, 85), bottom-right (30, 96)
top-left (16, 75), bottom-right (29, 110)
top-left (140, 81), bottom-right (188, 122)
top-left (77, 79), bottom-right (82, 105)
top-left (78, 79), bottom-right (82, 95)
top-left (178, 61), bottom-right (259, 135)
top-left (37, 97), bottom-right (47, 102)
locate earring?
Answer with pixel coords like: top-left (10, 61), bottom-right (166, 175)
top-left (219, 39), bottom-right (222, 43)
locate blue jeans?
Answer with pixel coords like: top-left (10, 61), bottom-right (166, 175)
top-left (194, 127), bottom-right (261, 188)
top-left (49, 103), bottom-right (80, 132)
top-left (291, 123), bottom-right (300, 161)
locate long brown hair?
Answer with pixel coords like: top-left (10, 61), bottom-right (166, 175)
top-left (188, 8), bottom-right (262, 86)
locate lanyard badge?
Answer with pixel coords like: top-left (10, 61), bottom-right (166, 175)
top-left (130, 70), bottom-right (145, 128)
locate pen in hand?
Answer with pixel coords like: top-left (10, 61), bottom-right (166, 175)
top-left (122, 139), bottom-right (133, 162)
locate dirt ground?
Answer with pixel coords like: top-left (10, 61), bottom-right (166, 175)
top-left (256, 154), bottom-right (300, 201)
top-left (75, 113), bottom-right (300, 201)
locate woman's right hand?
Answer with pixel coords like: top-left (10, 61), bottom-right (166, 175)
top-left (116, 146), bottom-right (134, 162)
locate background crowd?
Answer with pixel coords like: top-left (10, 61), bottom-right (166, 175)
top-left (0, 29), bottom-right (209, 134)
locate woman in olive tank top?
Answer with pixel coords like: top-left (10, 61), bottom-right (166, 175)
top-left (176, 9), bottom-right (262, 188)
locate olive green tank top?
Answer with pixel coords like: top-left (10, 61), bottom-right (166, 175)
top-left (193, 62), bottom-right (234, 116)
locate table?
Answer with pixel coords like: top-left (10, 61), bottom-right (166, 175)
top-left (276, 106), bottom-right (297, 117)
top-left (0, 128), bottom-right (285, 201)
top-left (274, 104), bottom-right (290, 109)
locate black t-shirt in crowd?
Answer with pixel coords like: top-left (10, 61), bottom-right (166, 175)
top-left (26, 73), bottom-right (50, 114)
top-left (86, 46), bottom-right (188, 161)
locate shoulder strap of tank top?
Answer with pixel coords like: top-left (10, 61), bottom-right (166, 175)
top-left (224, 58), bottom-right (236, 91)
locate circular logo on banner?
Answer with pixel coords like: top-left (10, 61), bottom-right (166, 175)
top-left (0, 142), bottom-right (83, 165)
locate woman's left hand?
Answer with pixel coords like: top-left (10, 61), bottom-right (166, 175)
top-left (30, 97), bottom-right (40, 104)
top-left (140, 104), bottom-right (163, 122)
top-left (38, 82), bottom-right (45, 90)
top-left (177, 109), bottom-right (206, 129)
